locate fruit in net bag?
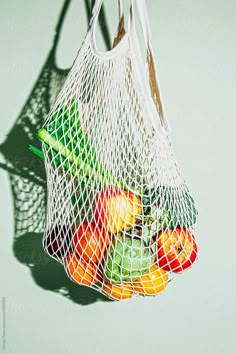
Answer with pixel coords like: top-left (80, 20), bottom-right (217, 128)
top-left (157, 227), bottom-right (198, 273)
top-left (133, 264), bottom-right (169, 296)
top-left (102, 282), bottom-right (134, 300)
top-left (94, 186), bottom-right (142, 233)
top-left (66, 253), bottom-right (101, 285)
top-left (73, 222), bottom-right (109, 264)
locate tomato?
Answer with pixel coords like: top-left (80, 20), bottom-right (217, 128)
top-left (94, 186), bottom-right (142, 233)
top-left (102, 281), bottom-right (134, 300)
top-left (133, 264), bottom-right (168, 296)
top-left (73, 222), bottom-right (109, 264)
top-left (65, 253), bottom-right (100, 286)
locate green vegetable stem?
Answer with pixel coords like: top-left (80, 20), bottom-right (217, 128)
top-left (28, 144), bottom-right (97, 188)
top-left (29, 99), bottom-right (129, 190)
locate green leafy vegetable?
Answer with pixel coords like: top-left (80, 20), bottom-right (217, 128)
top-left (142, 186), bottom-right (197, 229)
top-left (29, 99), bottom-right (129, 190)
top-left (104, 235), bottom-right (155, 283)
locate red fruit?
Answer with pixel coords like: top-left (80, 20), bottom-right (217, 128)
top-left (73, 222), bottom-right (109, 264)
top-left (157, 227), bottom-right (198, 273)
top-left (94, 186), bottom-right (142, 233)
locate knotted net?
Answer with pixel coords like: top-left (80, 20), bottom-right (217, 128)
top-left (34, 0), bottom-right (198, 300)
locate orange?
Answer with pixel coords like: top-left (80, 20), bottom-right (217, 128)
top-left (102, 282), bottom-right (134, 300)
top-left (133, 264), bottom-right (168, 296)
top-left (66, 253), bottom-right (100, 286)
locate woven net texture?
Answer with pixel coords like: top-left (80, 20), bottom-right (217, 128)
top-left (37, 1), bottom-right (198, 301)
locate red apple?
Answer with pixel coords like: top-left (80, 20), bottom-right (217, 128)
top-left (157, 227), bottom-right (198, 273)
top-left (93, 186), bottom-right (142, 233)
top-left (73, 222), bottom-right (109, 264)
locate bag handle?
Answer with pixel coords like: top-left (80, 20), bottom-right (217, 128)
top-left (52, 0), bottom-right (111, 62)
top-left (113, 0), bottom-right (126, 48)
top-left (117, 0), bottom-right (167, 128)
top-left (89, 0), bottom-right (104, 28)
top-left (90, 0), bottom-right (125, 45)
top-left (135, 0), bottom-right (166, 128)
top-left (90, 0), bottom-right (167, 128)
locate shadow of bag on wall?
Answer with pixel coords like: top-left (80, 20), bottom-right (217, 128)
top-left (0, 0), bottom-right (112, 305)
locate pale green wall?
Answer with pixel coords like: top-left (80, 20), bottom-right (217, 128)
top-left (0, 1), bottom-right (236, 353)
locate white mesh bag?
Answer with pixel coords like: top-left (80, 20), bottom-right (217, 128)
top-left (35, 0), bottom-right (198, 301)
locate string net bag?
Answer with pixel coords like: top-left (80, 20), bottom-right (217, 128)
top-left (36, 0), bottom-right (198, 301)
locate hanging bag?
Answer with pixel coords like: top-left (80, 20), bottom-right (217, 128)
top-left (34, 0), bottom-right (198, 301)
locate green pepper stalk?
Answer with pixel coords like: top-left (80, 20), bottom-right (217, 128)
top-left (29, 100), bottom-right (133, 191)
top-left (28, 144), bottom-right (97, 188)
top-left (35, 128), bottom-right (129, 190)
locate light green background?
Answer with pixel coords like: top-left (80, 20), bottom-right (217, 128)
top-left (1, 0), bottom-right (236, 353)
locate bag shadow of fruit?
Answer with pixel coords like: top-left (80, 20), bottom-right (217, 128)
top-left (13, 232), bottom-right (111, 304)
top-left (0, 0), bottom-right (111, 305)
